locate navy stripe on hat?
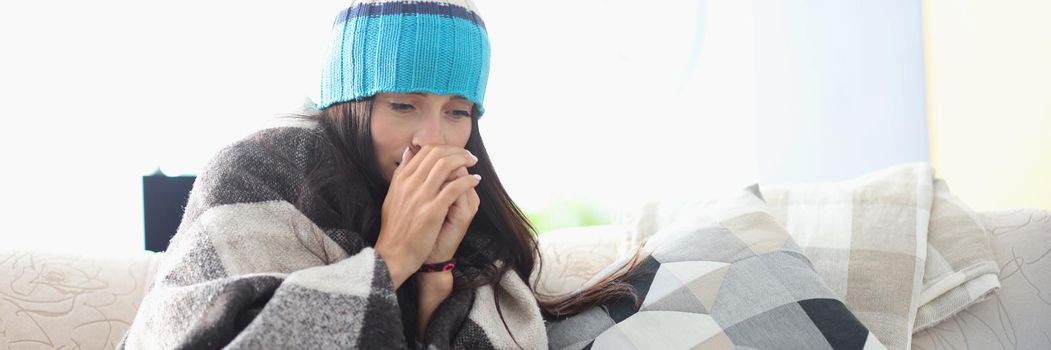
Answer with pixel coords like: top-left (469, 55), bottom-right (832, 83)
top-left (334, 2), bottom-right (486, 30)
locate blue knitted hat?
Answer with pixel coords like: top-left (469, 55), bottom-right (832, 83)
top-left (318, 0), bottom-right (491, 116)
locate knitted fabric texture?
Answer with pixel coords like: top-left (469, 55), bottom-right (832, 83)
top-left (318, 0), bottom-right (491, 115)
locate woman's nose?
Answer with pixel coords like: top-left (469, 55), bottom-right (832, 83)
top-left (412, 112), bottom-right (447, 146)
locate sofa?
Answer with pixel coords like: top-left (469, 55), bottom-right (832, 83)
top-left (2, 208), bottom-right (1048, 349)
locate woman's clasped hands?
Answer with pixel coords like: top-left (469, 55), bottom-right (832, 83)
top-left (375, 145), bottom-right (482, 289)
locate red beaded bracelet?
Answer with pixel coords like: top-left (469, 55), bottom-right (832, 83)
top-left (418, 260), bottom-right (456, 273)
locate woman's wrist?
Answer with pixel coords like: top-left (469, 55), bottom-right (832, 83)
top-left (415, 269), bottom-right (454, 295)
top-left (418, 259), bottom-right (456, 273)
top-left (415, 269), bottom-right (453, 342)
top-left (374, 247), bottom-right (412, 290)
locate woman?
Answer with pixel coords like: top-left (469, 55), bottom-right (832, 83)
top-left (120, 1), bottom-right (640, 349)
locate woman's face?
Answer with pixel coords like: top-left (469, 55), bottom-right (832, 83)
top-left (368, 92), bottom-right (475, 182)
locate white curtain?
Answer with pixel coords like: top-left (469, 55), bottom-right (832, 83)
top-left (752, 0), bottom-right (929, 184)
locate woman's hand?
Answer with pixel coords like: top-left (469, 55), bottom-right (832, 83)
top-left (374, 145), bottom-right (481, 289)
top-left (427, 165), bottom-right (481, 264)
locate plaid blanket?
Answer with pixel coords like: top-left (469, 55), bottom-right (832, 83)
top-left (119, 122), bottom-right (546, 349)
top-left (757, 163), bottom-right (1000, 349)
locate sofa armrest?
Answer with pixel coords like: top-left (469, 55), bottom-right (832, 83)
top-left (0, 249), bottom-right (163, 349)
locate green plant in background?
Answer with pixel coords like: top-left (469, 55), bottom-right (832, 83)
top-left (524, 195), bottom-right (612, 235)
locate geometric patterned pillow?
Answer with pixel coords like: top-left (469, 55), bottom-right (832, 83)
top-left (545, 185), bottom-right (887, 350)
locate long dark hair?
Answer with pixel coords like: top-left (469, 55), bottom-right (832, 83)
top-left (274, 98), bottom-right (645, 342)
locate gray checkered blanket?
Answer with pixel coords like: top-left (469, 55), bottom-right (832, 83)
top-left (118, 122), bottom-right (546, 349)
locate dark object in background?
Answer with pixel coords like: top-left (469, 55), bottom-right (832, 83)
top-left (143, 173), bottom-right (196, 252)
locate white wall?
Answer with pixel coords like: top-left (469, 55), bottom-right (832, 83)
top-left (925, 0), bottom-right (1051, 211)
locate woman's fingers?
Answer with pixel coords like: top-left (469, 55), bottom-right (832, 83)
top-left (391, 146), bottom-right (415, 179)
top-left (395, 145), bottom-right (474, 184)
top-left (419, 149), bottom-right (478, 196)
top-left (413, 146), bottom-right (466, 177)
top-left (426, 155), bottom-right (477, 193)
top-left (467, 183), bottom-right (480, 211)
top-left (394, 144), bottom-right (439, 180)
top-left (445, 166), bottom-right (469, 184)
top-left (435, 172), bottom-right (481, 209)
top-left (446, 189), bottom-right (472, 225)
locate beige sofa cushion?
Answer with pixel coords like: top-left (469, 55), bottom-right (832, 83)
top-left (912, 209), bottom-right (1051, 349)
top-left (0, 249), bottom-right (163, 349)
top-left (530, 224), bottom-right (637, 302)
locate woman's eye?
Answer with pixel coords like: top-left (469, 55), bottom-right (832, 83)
top-left (451, 110), bottom-right (472, 118)
top-left (390, 102), bottom-right (414, 111)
